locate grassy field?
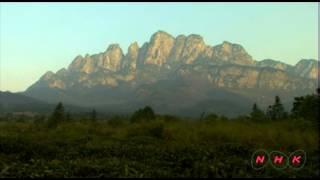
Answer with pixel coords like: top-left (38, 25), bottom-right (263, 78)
top-left (0, 117), bottom-right (319, 178)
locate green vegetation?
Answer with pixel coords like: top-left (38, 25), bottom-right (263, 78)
top-left (291, 94), bottom-right (319, 122)
top-left (47, 102), bottom-right (65, 128)
top-left (130, 106), bottom-right (156, 123)
top-left (0, 94), bottom-right (319, 178)
top-left (91, 109), bottom-right (97, 122)
top-left (250, 103), bottom-right (266, 121)
top-left (266, 96), bottom-right (288, 121)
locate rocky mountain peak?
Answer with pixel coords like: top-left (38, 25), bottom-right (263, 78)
top-left (40, 71), bottom-right (55, 80)
top-left (29, 31), bottom-right (318, 99)
top-left (221, 41), bottom-right (233, 53)
top-left (176, 34), bottom-right (187, 39)
top-left (187, 34), bottom-right (203, 41)
top-left (167, 35), bottom-right (187, 64)
top-left (294, 59), bottom-right (318, 79)
top-left (75, 55), bottom-right (83, 59)
top-left (143, 30), bottom-right (175, 66)
top-left (25, 31), bottom-right (318, 117)
top-left (121, 42), bottom-right (140, 72)
top-left (56, 68), bottom-right (68, 76)
top-left (128, 42), bottom-right (139, 52)
top-left (68, 55), bottom-right (85, 71)
top-left (295, 59), bottom-right (317, 66)
top-left (104, 44), bottom-right (124, 59)
top-left (105, 43), bottom-right (122, 52)
top-left (98, 44), bottom-right (124, 72)
top-left (257, 59), bottom-right (293, 71)
top-left (213, 41), bottom-right (254, 65)
top-left (150, 30), bottom-right (174, 40)
top-left (180, 34), bottom-right (206, 64)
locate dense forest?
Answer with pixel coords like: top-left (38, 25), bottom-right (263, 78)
top-left (0, 91), bottom-right (319, 178)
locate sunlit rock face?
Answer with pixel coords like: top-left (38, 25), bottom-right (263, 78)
top-left (122, 42), bottom-right (139, 73)
top-left (256, 58), bottom-right (318, 80)
top-left (256, 59), bottom-right (294, 71)
top-left (212, 41), bottom-right (255, 65)
top-left (179, 34), bottom-right (207, 64)
top-left (294, 59), bottom-right (318, 79)
top-left (25, 30), bottom-right (317, 115)
top-left (142, 31), bottom-right (175, 66)
top-left (99, 44), bottom-right (124, 72)
top-left (68, 44), bottom-right (124, 74)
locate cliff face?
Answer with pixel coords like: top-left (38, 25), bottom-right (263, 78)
top-left (24, 30), bottom-right (318, 116)
top-left (293, 59), bottom-right (318, 79)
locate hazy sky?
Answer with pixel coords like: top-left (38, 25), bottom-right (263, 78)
top-left (0, 2), bottom-right (318, 92)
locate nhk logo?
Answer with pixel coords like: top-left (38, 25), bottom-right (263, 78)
top-left (251, 149), bottom-right (306, 170)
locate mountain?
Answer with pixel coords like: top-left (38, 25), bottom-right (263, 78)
top-left (0, 91), bottom-right (89, 114)
top-left (23, 31), bottom-right (318, 117)
top-left (0, 91), bottom-right (53, 113)
top-left (293, 59), bottom-right (318, 79)
top-left (256, 59), bottom-right (294, 72)
top-left (256, 58), bottom-right (318, 79)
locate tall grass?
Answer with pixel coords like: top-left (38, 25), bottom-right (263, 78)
top-left (0, 117), bottom-right (318, 178)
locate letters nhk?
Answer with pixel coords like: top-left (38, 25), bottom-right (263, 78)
top-left (251, 149), bottom-right (306, 170)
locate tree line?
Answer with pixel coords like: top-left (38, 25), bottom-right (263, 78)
top-left (46, 89), bottom-right (319, 128)
top-left (249, 89), bottom-right (319, 122)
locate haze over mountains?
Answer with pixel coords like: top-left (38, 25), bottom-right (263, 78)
top-left (0, 91), bottom-right (89, 114)
top-left (2, 31), bottom-right (318, 117)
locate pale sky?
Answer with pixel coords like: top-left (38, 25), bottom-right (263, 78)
top-left (0, 2), bottom-right (318, 92)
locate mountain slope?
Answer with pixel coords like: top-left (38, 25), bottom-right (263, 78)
top-left (24, 31), bottom-right (318, 116)
top-left (0, 91), bottom-right (89, 114)
top-left (0, 91), bottom-right (53, 113)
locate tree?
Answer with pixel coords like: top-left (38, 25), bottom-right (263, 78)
top-left (273, 96), bottom-right (287, 120)
top-left (48, 102), bottom-right (65, 127)
top-left (266, 96), bottom-right (287, 120)
top-left (291, 94), bottom-right (318, 122)
top-left (203, 113), bottom-right (219, 122)
top-left (33, 115), bottom-right (45, 124)
top-left (199, 111), bottom-right (206, 121)
top-left (131, 106), bottom-right (156, 123)
top-left (91, 109), bottom-right (97, 121)
top-left (250, 103), bottom-right (266, 121)
top-left (66, 111), bottom-right (71, 121)
top-left (266, 105), bottom-right (274, 120)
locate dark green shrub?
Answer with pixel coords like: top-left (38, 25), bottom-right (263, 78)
top-left (107, 116), bottom-right (127, 127)
top-left (148, 123), bottom-right (164, 139)
top-left (47, 102), bottom-right (65, 128)
top-left (161, 115), bottom-right (180, 122)
top-left (91, 109), bottom-right (97, 122)
top-left (250, 103), bottom-right (266, 121)
top-left (291, 94), bottom-right (319, 122)
top-left (266, 96), bottom-right (287, 120)
top-left (203, 113), bottom-right (219, 122)
top-left (33, 115), bottom-right (45, 124)
top-left (130, 106), bottom-right (155, 123)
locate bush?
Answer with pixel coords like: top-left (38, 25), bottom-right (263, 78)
top-left (291, 94), bottom-right (319, 122)
top-left (160, 115), bottom-right (181, 122)
top-left (130, 106), bottom-right (155, 123)
top-left (33, 115), bottom-right (46, 124)
top-left (0, 117), bottom-right (318, 178)
top-left (107, 116), bottom-right (127, 127)
top-left (203, 113), bottom-right (219, 122)
top-left (47, 102), bottom-right (65, 128)
top-left (250, 103), bottom-right (266, 121)
top-left (148, 123), bottom-right (164, 139)
top-left (125, 119), bottom-right (170, 140)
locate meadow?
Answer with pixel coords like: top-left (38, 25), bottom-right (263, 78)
top-left (0, 114), bottom-right (318, 178)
